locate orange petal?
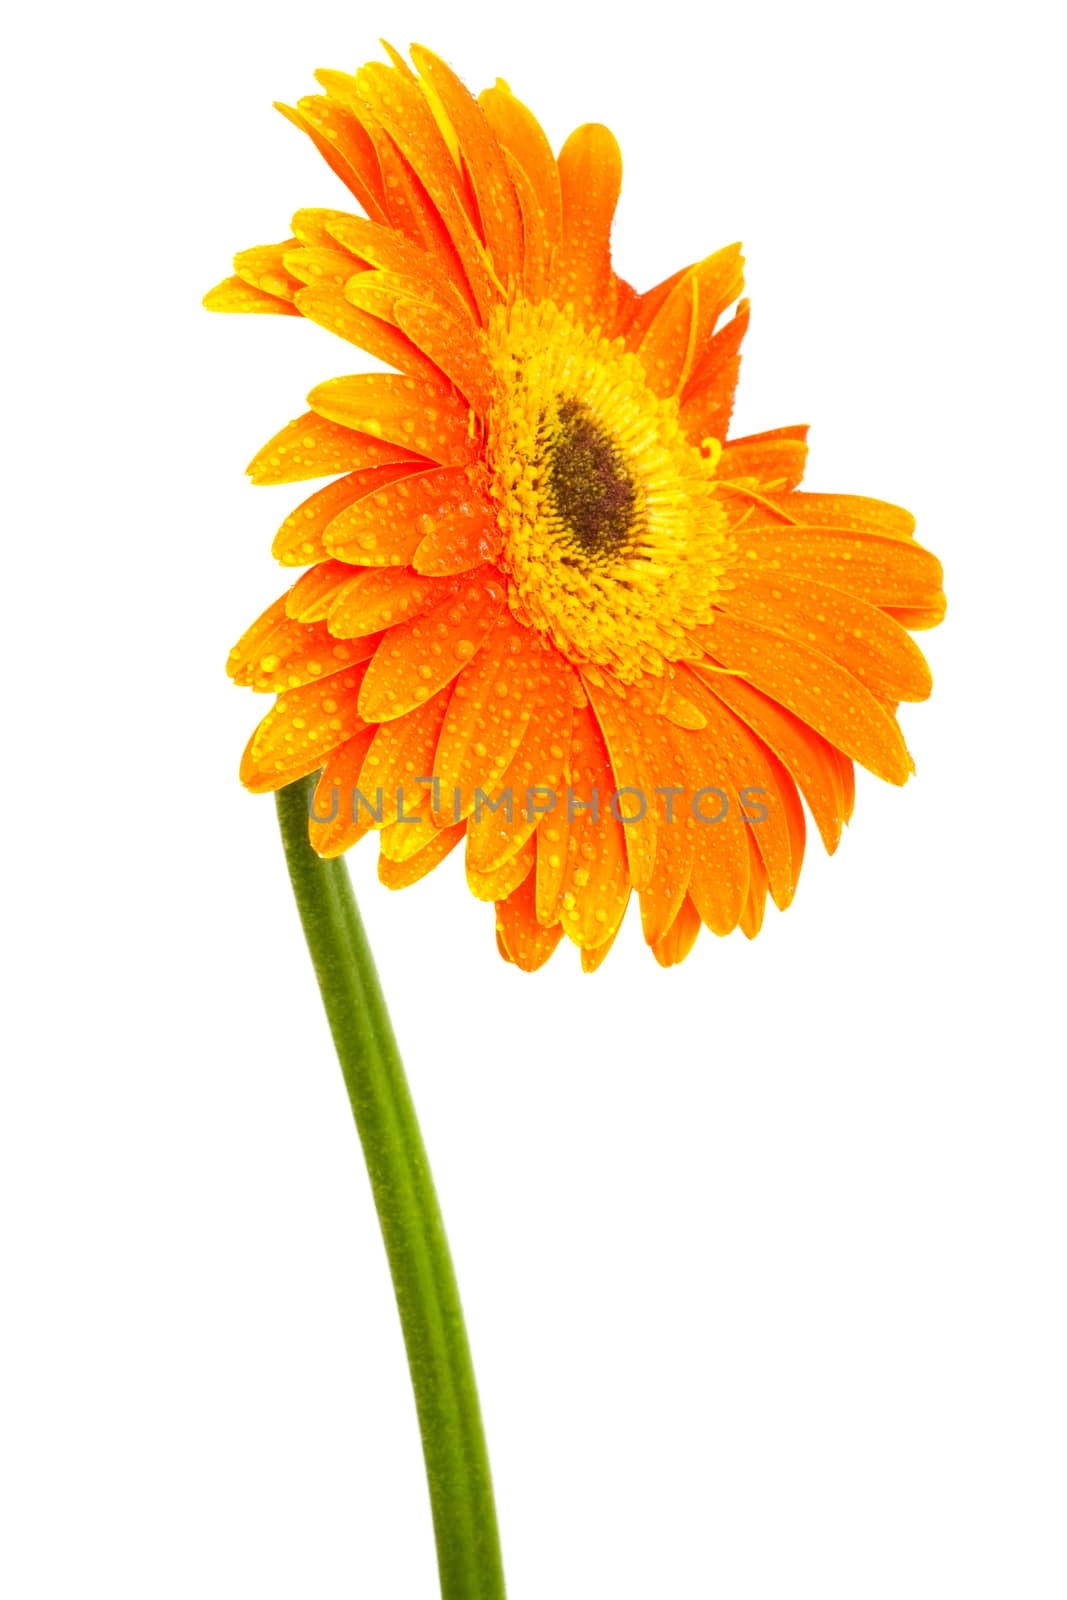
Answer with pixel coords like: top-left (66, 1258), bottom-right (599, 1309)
top-left (496, 148), bottom-right (550, 301)
top-left (358, 574), bottom-right (506, 720)
top-left (412, 495), bottom-right (501, 576)
top-left (227, 594), bottom-right (289, 678)
top-left (293, 283), bottom-right (443, 385)
top-left (280, 244), bottom-right (360, 288)
top-left (233, 240), bottom-right (306, 302)
top-left (717, 572), bottom-right (933, 702)
top-left (307, 372), bottom-right (473, 466)
top-left (637, 245), bottom-right (744, 397)
top-left (276, 99), bottom-right (389, 224)
top-left (477, 80), bottom-right (562, 250)
top-left (621, 264), bottom-right (688, 348)
top-left (239, 666), bottom-right (371, 793)
top-left (293, 94), bottom-right (391, 222)
top-left (228, 593), bottom-right (379, 692)
top-left (719, 426), bottom-right (809, 492)
top-left (495, 869), bottom-right (564, 971)
top-left (308, 729), bottom-right (381, 857)
top-left (733, 526), bottom-right (944, 611)
top-left (656, 665), bottom-right (708, 731)
top-left (410, 46), bottom-right (524, 289)
top-left (650, 895), bottom-right (702, 968)
top-left (609, 278), bottom-right (639, 338)
top-left (466, 832), bottom-right (536, 903)
top-left (285, 560), bottom-right (358, 622)
top-left (323, 213), bottom-right (470, 311)
top-left (882, 600), bottom-right (947, 630)
top-left (548, 704), bottom-right (631, 950)
top-left (466, 652), bottom-right (578, 874)
top-left (322, 466), bottom-right (481, 565)
top-left (353, 63), bottom-right (497, 320)
top-left (341, 267), bottom-right (448, 320)
top-left (379, 795), bottom-right (439, 861)
top-left (763, 746), bottom-right (808, 909)
top-left (248, 413), bottom-right (423, 487)
top-left (832, 747), bottom-right (856, 825)
top-left (272, 463), bottom-right (429, 564)
top-left (694, 669), bottom-right (852, 853)
top-left (203, 274), bottom-right (300, 316)
top-left (738, 841), bottom-right (770, 939)
top-left (290, 207), bottom-right (364, 251)
top-left (434, 618), bottom-right (546, 818)
top-left (534, 809), bottom-right (570, 928)
top-left (378, 820), bottom-right (465, 888)
top-left (630, 713), bottom-right (695, 946)
top-left (375, 131), bottom-right (484, 311)
top-left (358, 687), bottom-right (453, 827)
top-left (678, 668), bottom-right (803, 912)
top-left (328, 568), bottom-right (459, 638)
top-left (678, 300), bottom-right (750, 442)
top-left (755, 491), bottom-right (917, 539)
top-left (581, 678), bottom-right (658, 892)
top-left (580, 919), bottom-right (626, 972)
top-left (478, 82), bottom-right (562, 298)
top-left (697, 612), bottom-right (912, 784)
top-left (320, 55), bottom-right (498, 313)
top-left (670, 710), bottom-right (751, 937)
top-left (553, 123), bottom-right (622, 325)
top-left (318, 68), bottom-right (456, 244)
top-left (393, 299), bottom-right (496, 415)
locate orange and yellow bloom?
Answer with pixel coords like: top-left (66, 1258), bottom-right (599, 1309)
top-left (208, 44), bottom-right (945, 970)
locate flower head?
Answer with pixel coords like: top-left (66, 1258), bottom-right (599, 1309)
top-left (207, 44), bottom-right (945, 970)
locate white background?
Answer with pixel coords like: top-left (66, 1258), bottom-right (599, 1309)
top-left (3, 1), bottom-right (1064, 1596)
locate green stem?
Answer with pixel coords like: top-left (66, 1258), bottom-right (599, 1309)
top-left (275, 775), bottom-right (506, 1600)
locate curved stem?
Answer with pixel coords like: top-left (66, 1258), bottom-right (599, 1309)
top-left (275, 775), bottom-right (506, 1600)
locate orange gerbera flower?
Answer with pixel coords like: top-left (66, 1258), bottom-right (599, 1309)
top-left (207, 44), bottom-right (945, 971)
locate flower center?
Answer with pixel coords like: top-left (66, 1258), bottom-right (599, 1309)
top-left (544, 398), bottom-right (640, 559)
top-left (485, 301), bottom-right (735, 682)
